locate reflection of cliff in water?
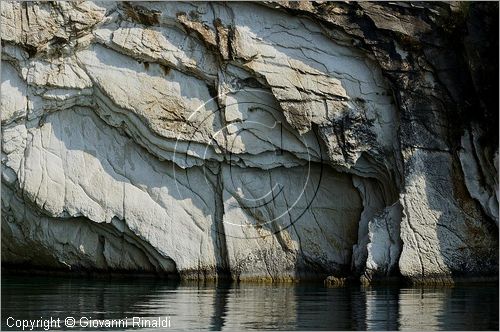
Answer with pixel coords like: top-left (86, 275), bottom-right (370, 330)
top-left (1, 275), bottom-right (179, 322)
top-left (2, 276), bottom-right (498, 330)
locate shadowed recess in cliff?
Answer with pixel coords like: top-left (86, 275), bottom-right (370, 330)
top-left (1, 1), bottom-right (498, 283)
top-left (2, 103), bottom-right (365, 280)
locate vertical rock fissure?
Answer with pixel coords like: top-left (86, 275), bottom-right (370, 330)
top-left (214, 165), bottom-right (230, 278)
top-left (1, 1), bottom-right (497, 282)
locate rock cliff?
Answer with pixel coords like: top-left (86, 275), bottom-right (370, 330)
top-left (1, 1), bottom-right (498, 283)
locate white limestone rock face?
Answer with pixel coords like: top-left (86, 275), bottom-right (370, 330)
top-left (364, 203), bottom-right (402, 279)
top-left (459, 127), bottom-right (499, 226)
top-left (1, 1), bottom-right (497, 282)
top-left (399, 149), bottom-right (497, 281)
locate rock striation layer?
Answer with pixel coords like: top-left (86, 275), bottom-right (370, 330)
top-left (1, 1), bottom-right (498, 283)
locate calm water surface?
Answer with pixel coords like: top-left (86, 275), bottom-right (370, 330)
top-left (2, 275), bottom-right (498, 330)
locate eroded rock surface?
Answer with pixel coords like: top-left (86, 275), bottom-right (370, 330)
top-left (1, 1), bottom-right (498, 283)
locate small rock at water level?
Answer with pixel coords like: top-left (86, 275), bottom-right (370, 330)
top-left (1, 1), bottom-right (498, 285)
